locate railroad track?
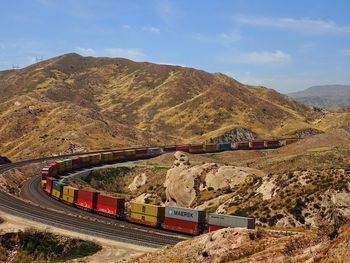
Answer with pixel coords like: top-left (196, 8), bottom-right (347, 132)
top-left (0, 154), bottom-right (188, 248)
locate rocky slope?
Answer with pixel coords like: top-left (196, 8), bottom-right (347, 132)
top-left (131, 224), bottom-right (350, 263)
top-left (0, 53), bottom-right (330, 160)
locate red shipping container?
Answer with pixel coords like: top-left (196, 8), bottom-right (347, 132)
top-left (249, 141), bottom-right (265, 149)
top-left (208, 224), bottom-right (225, 232)
top-left (44, 177), bottom-right (57, 194)
top-left (96, 195), bottom-right (125, 216)
top-left (76, 189), bottom-right (99, 210)
top-left (162, 217), bottom-right (204, 235)
top-left (175, 145), bottom-right (190, 152)
top-left (163, 146), bottom-right (176, 152)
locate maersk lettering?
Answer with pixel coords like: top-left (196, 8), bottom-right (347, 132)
top-left (173, 210), bottom-right (194, 218)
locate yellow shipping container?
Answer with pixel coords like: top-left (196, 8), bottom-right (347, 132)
top-left (101, 152), bottom-right (113, 162)
top-left (41, 180), bottom-right (46, 188)
top-left (130, 202), bottom-right (165, 217)
top-left (62, 194), bottom-right (75, 204)
top-left (203, 144), bottom-right (218, 152)
top-left (52, 189), bottom-right (61, 199)
top-left (63, 186), bottom-right (78, 197)
top-left (81, 155), bottom-right (90, 163)
top-left (130, 212), bottom-right (159, 224)
top-left (89, 154), bottom-right (101, 165)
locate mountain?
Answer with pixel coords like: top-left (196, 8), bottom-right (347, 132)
top-left (0, 53), bottom-right (336, 159)
top-left (289, 85), bottom-right (350, 107)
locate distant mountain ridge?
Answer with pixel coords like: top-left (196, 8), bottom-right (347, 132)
top-left (289, 85), bottom-right (350, 107)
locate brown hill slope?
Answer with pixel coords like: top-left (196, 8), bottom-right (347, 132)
top-left (0, 53), bottom-right (339, 159)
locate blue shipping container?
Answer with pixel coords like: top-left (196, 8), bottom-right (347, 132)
top-left (218, 143), bottom-right (231, 151)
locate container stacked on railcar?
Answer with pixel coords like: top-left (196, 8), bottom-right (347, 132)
top-left (96, 195), bottom-right (125, 218)
top-left (129, 203), bottom-right (165, 227)
top-left (208, 214), bottom-right (255, 232)
top-left (162, 206), bottom-right (206, 235)
top-left (189, 144), bottom-right (204, 154)
top-left (52, 181), bottom-right (67, 199)
top-left (62, 186), bottom-right (78, 205)
top-left (76, 189), bottom-right (99, 211)
top-left (248, 141), bottom-right (265, 150)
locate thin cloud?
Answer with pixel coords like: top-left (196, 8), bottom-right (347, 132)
top-left (236, 50), bottom-right (290, 64)
top-left (75, 47), bottom-right (147, 61)
top-left (219, 31), bottom-right (242, 46)
top-left (236, 15), bottom-right (350, 34)
top-left (122, 24), bottom-right (131, 29)
top-left (341, 49), bottom-right (350, 56)
top-left (141, 26), bottom-right (160, 33)
top-left (104, 48), bottom-right (146, 61)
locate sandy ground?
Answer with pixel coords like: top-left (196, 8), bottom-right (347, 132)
top-left (0, 212), bottom-right (154, 263)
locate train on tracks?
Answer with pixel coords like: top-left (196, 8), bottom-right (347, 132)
top-left (40, 139), bottom-right (297, 235)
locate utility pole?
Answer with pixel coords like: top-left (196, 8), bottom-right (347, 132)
top-left (12, 64), bottom-right (20, 69)
top-left (35, 56), bottom-right (44, 62)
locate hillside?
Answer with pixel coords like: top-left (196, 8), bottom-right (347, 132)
top-left (0, 53), bottom-right (343, 159)
top-left (289, 85), bottom-right (350, 107)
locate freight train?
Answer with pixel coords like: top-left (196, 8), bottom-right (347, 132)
top-left (40, 139), bottom-right (298, 235)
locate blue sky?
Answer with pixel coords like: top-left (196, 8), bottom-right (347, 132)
top-left (1, 0), bottom-right (350, 93)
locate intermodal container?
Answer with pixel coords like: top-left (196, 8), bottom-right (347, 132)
top-left (89, 154), bottom-right (101, 165)
top-left (62, 195), bottom-right (76, 204)
top-left (62, 186), bottom-right (78, 204)
top-left (63, 186), bottom-right (78, 197)
top-left (56, 160), bottom-right (65, 174)
top-left (203, 143), bottom-right (219, 153)
top-left (189, 144), bottom-right (204, 154)
top-left (130, 203), bottom-right (165, 218)
top-left (80, 155), bottom-right (90, 167)
top-left (71, 157), bottom-right (82, 170)
top-left (41, 167), bottom-right (50, 180)
top-left (41, 163), bottom-right (58, 179)
top-left (64, 159), bottom-right (73, 172)
top-left (124, 149), bottom-right (136, 159)
top-left (112, 151), bottom-right (125, 161)
top-left (175, 145), bottom-right (190, 152)
top-left (163, 146), bottom-right (176, 152)
top-left (76, 189), bottom-right (99, 210)
top-left (96, 195), bottom-right (125, 216)
top-left (218, 143), bottom-right (231, 151)
top-left (41, 180), bottom-right (46, 188)
top-left (162, 217), bottom-right (204, 235)
top-left (208, 214), bottom-right (256, 231)
top-left (249, 141), bottom-right (265, 150)
top-left (165, 206), bottom-right (206, 223)
top-left (129, 212), bottom-right (161, 227)
top-left (147, 147), bottom-right (162, 156)
top-left (44, 177), bottom-right (57, 194)
top-left (101, 152), bottom-right (113, 163)
top-left (53, 181), bottom-right (67, 192)
top-left (264, 140), bottom-right (281, 148)
top-left (235, 142), bottom-right (250, 150)
top-left (135, 148), bottom-right (148, 158)
top-left (52, 189), bottom-right (61, 199)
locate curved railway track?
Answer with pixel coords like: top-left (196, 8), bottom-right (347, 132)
top-left (0, 153), bottom-right (187, 248)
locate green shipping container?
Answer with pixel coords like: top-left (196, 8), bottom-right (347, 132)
top-left (53, 181), bottom-right (67, 191)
